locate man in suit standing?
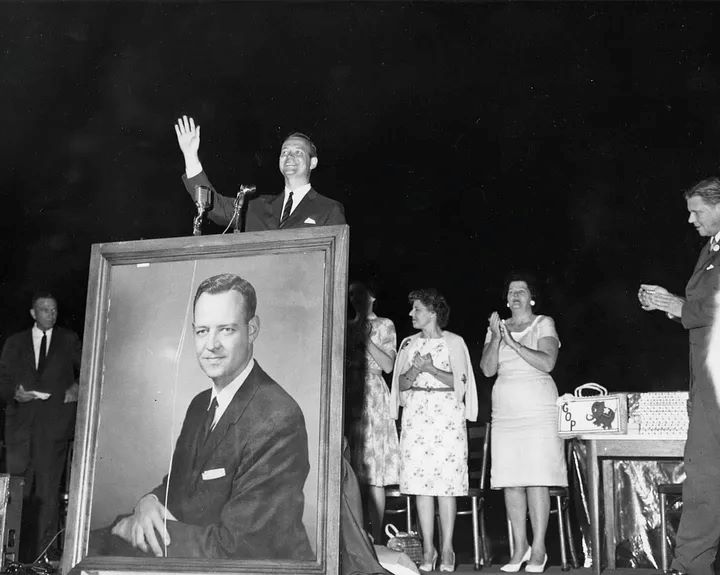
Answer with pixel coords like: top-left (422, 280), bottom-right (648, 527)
top-left (175, 115), bottom-right (345, 232)
top-left (0, 292), bottom-right (82, 562)
top-left (638, 177), bottom-right (720, 575)
top-left (93, 273), bottom-right (312, 560)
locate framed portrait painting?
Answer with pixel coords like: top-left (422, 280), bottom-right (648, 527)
top-left (62, 225), bottom-right (348, 575)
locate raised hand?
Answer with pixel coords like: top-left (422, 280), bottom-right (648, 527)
top-left (174, 115), bottom-right (201, 159)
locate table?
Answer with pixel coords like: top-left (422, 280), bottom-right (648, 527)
top-left (581, 435), bottom-right (685, 575)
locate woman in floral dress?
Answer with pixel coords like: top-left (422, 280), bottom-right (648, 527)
top-left (347, 282), bottom-right (399, 541)
top-left (390, 288), bottom-right (478, 573)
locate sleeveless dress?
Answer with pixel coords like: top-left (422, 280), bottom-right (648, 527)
top-left (398, 336), bottom-right (468, 496)
top-left (487, 315), bottom-right (567, 488)
top-left (349, 316), bottom-right (400, 486)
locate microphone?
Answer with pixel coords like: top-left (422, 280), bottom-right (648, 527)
top-left (192, 185), bottom-right (212, 236)
top-left (229, 185), bottom-right (257, 234)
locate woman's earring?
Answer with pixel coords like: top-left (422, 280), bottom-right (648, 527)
top-left (506, 302), bottom-right (510, 308)
top-left (531, 300), bottom-right (536, 306)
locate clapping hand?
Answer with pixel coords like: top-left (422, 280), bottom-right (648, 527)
top-left (174, 115), bottom-right (200, 158)
top-left (498, 320), bottom-right (517, 349)
top-left (638, 284), bottom-right (683, 317)
top-left (412, 352), bottom-right (434, 373)
top-left (488, 312), bottom-right (502, 340)
top-left (638, 284), bottom-right (666, 311)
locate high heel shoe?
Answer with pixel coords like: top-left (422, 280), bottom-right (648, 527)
top-left (439, 550), bottom-right (456, 572)
top-left (525, 553), bottom-right (548, 573)
top-left (500, 547), bottom-right (532, 573)
top-left (419, 548), bottom-right (438, 572)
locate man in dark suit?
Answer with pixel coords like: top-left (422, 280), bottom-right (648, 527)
top-left (638, 177), bottom-right (720, 575)
top-left (0, 292), bottom-right (82, 562)
top-left (93, 273), bottom-right (311, 560)
top-left (175, 115), bottom-right (345, 231)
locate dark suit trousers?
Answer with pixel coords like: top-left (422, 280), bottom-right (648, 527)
top-left (672, 373), bottom-right (720, 574)
top-left (5, 403), bottom-right (74, 561)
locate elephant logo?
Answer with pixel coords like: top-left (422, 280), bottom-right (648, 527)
top-left (586, 401), bottom-right (615, 429)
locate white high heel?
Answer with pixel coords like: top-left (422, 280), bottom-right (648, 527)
top-left (439, 550), bottom-right (456, 572)
top-left (419, 548), bottom-right (438, 572)
top-left (500, 547), bottom-right (531, 573)
top-left (525, 553), bottom-right (548, 573)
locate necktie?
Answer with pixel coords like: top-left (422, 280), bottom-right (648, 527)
top-left (711, 237), bottom-right (719, 253)
top-left (38, 331), bottom-right (47, 372)
top-left (280, 191), bottom-right (294, 226)
top-left (201, 397), bottom-right (218, 443)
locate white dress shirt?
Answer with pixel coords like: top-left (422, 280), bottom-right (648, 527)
top-left (282, 183), bottom-right (312, 218)
top-left (32, 324), bottom-right (53, 369)
top-left (207, 358), bottom-right (256, 429)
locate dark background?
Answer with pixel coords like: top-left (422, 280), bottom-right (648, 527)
top-left (1, 1), bottom-right (717, 415)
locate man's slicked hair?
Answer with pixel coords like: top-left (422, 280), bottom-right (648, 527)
top-left (284, 132), bottom-right (318, 158)
top-left (193, 273), bottom-right (257, 320)
top-left (685, 177), bottom-right (720, 206)
top-left (31, 290), bottom-right (56, 307)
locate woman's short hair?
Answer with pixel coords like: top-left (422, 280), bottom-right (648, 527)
top-left (408, 288), bottom-right (450, 328)
top-left (503, 272), bottom-right (539, 304)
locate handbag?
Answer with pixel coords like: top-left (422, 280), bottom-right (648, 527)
top-left (384, 523), bottom-right (424, 565)
top-left (557, 382), bottom-right (628, 437)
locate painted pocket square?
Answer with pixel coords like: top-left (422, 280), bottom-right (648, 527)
top-left (304, 217), bottom-right (316, 224)
top-left (202, 467), bottom-right (226, 480)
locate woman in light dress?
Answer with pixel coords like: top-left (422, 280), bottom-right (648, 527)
top-left (390, 288), bottom-right (478, 573)
top-left (347, 282), bottom-right (399, 542)
top-left (480, 274), bottom-right (567, 574)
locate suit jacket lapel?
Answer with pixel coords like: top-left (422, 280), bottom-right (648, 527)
top-left (193, 364), bottom-right (262, 473)
top-left (24, 331), bottom-right (37, 373)
top-left (282, 188), bottom-right (317, 228)
top-left (692, 239), bottom-right (715, 275)
top-left (272, 194), bottom-right (284, 228)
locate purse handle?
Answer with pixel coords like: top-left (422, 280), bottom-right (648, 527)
top-left (574, 382), bottom-right (607, 397)
top-left (385, 523), bottom-right (400, 538)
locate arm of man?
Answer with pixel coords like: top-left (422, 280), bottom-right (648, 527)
top-left (163, 402), bottom-right (311, 559)
top-left (320, 200), bottom-right (346, 225)
top-left (0, 336), bottom-right (35, 403)
top-left (681, 286), bottom-right (718, 330)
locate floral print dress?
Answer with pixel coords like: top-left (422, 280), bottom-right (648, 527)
top-left (398, 336), bottom-right (468, 496)
top-left (350, 316), bottom-right (400, 486)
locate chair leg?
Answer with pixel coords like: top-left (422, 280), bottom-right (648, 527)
top-left (556, 495), bottom-right (569, 571)
top-left (660, 492), bottom-right (668, 573)
top-left (480, 505), bottom-right (491, 566)
top-left (472, 496), bottom-right (481, 570)
top-left (563, 497), bottom-right (580, 569)
top-left (405, 495), bottom-right (413, 533)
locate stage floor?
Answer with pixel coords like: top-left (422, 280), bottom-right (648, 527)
top-left (449, 567), bottom-right (656, 574)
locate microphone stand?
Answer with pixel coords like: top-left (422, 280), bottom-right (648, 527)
top-left (230, 185), bottom-right (256, 234)
top-left (192, 185), bottom-right (212, 236)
